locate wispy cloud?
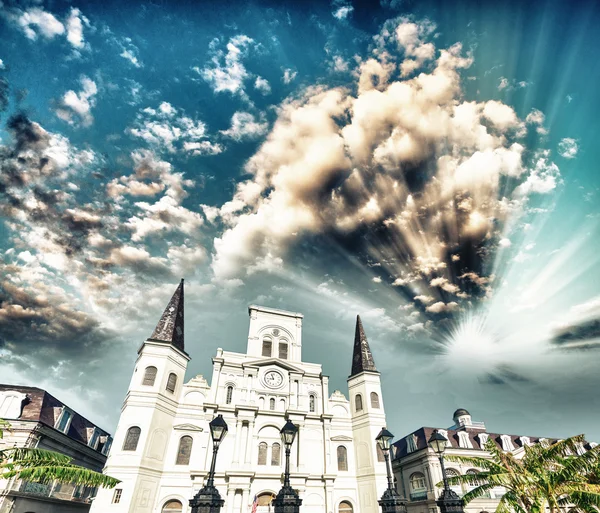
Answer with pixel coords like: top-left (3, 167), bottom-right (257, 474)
top-left (558, 137), bottom-right (578, 159)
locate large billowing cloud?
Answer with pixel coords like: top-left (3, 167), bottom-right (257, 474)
top-left (209, 18), bottom-right (559, 328)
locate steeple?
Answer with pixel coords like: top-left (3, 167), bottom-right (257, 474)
top-left (149, 279), bottom-right (184, 352)
top-left (350, 315), bottom-right (378, 376)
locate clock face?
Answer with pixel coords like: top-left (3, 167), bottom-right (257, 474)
top-left (264, 370), bottom-right (284, 388)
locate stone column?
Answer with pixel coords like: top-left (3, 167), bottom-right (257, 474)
top-left (244, 420), bottom-right (255, 464)
top-left (233, 419), bottom-right (243, 464)
top-left (241, 488), bottom-right (250, 513)
top-left (226, 489), bottom-right (236, 513)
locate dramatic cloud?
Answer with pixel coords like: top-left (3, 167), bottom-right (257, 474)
top-left (55, 76), bottom-right (98, 127)
top-left (129, 101), bottom-right (222, 155)
top-left (254, 77), bottom-right (271, 95)
top-left (209, 18), bottom-right (561, 328)
top-left (282, 68), bottom-right (297, 84)
top-left (333, 5), bottom-right (354, 20)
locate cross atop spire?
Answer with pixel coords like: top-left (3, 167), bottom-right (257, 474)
top-left (350, 315), bottom-right (378, 376)
top-left (149, 279), bottom-right (185, 352)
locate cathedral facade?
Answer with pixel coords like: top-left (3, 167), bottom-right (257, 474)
top-left (90, 281), bottom-right (390, 513)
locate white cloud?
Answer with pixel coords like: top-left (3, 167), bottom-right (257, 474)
top-left (558, 138), bottom-right (578, 159)
top-left (515, 154), bottom-right (560, 195)
top-left (254, 77), bottom-right (271, 95)
top-left (55, 76), bottom-right (98, 127)
top-left (333, 5), bottom-right (354, 20)
top-left (65, 8), bottom-right (86, 49)
top-left (198, 35), bottom-right (256, 97)
top-left (220, 112), bottom-right (268, 141)
top-left (282, 68), bottom-right (297, 84)
top-left (332, 55), bottom-right (349, 72)
top-left (129, 102), bottom-right (221, 155)
top-left (372, 276), bottom-right (382, 283)
top-left (498, 77), bottom-right (509, 91)
top-left (118, 38), bottom-right (142, 67)
top-left (0, 59), bottom-right (4, 69)
top-left (10, 6), bottom-right (89, 50)
top-left (426, 301), bottom-right (459, 313)
top-left (525, 109), bottom-right (548, 135)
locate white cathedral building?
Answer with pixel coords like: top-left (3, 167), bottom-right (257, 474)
top-left (91, 280), bottom-right (391, 513)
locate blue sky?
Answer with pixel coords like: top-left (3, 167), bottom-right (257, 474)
top-left (1, 0), bottom-right (599, 441)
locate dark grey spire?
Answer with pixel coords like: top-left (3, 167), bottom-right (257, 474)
top-left (149, 279), bottom-right (184, 352)
top-left (350, 315), bottom-right (378, 376)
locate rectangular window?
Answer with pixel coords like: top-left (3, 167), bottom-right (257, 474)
top-left (278, 342), bottom-right (288, 359)
top-left (113, 489), bottom-right (122, 504)
top-left (262, 340), bottom-right (272, 357)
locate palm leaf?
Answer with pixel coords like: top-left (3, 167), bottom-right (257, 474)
top-left (2, 463), bottom-right (120, 488)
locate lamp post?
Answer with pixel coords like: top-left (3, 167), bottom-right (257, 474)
top-left (375, 427), bottom-right (407, 513)
top-left (273, 420), bottom-right (302, 513)
top-left (427, 429), bottom-right (465, 513)
top-left (190, 415), bottom-right (229, 513)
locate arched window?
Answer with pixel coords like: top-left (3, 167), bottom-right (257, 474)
top-left (355, 394), bottom-right (363, 412)
top-left (337, 445), bottom-right (348, 471)
top-left (271, 442), bottom-right (281, 465)
top-left (446, 468), bottom-right (462, 495)
top-left (258, 442), bottom-right (267, 465)
top-left (162, 500), bottom-right (183, 513)
top-left (370, 392), bottom-right (380, 409)
top-left (123, 426), bottom-right (141, 451)
top-left (269, 398), bottom-right (275, 411)
top-left (166, 373), bottom-right (177, 394)
top-left (410, 472), bottom-right (426, 492)
top-left (376, 444), bottom-right (385, 462)
top-left (278, 341), bottom-right (288, 359)
top-left (259, 396), bottom-right (265, 410)
top-left (262, 339), bottom-right (272, 357)
top-left (142, 366), bottom-right (157, 386)
top-left (175, 436), bottom-right (193, 465)
top-left (309, 394), bottom-right (316, 413)
top-left (339, 500), bottom-right (353, 513)
top-left (226, 386), bottom-right (234, 404)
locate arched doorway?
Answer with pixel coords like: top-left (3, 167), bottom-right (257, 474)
top-left (162, 499), bottom-right (183, 513)
top-left (339, 500), bottom-right (353, 513)
top-left (256, 492), bottom-right (276, 513)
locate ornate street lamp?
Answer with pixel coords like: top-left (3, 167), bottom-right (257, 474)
top-left (375, 427), bottom-right (407, 513)
top-left (427, 429), bottom-right (465, 513)
top-left (273, 420), bottom-right (302, 513)
top-left (190, 415), bottom-right (229, 513)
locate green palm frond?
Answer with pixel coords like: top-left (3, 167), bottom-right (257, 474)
top-left (460, 482), bottom-right (497, 502)
top-left (1, 463), bottom-right (120, 488)
top-left (1, 447), bottom-right (72, 466)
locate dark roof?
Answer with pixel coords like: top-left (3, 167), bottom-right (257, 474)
top-left (0, 384), bottom-right (111, 449)
top-left (391, 426), bottom-right (572, 460)
top-left (350, 315), bottom-right (378, 377)
top-left (453, 408), bottom-right (470, 418)
top-left (149, 279), bottom-right (185, 352)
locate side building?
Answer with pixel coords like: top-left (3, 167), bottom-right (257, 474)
top-left (0, 385), bottom-right (112, 513)
top-left (91, 280), bottom-right (391, 513)
top-left (391, 408), bottom-right (599, 513)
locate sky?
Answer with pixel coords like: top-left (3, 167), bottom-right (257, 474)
top-left (0, 0), bottom-right (599, 442)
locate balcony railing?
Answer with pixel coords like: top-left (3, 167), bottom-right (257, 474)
top-left (17, 479), bottom-right (97, 503)
top-left (409, 491), bottom-right (428, 501)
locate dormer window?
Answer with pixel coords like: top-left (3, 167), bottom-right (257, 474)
top-left (55, 408), bottom-right (73, 434)
top-left (438, 430), bottom-right (452, 448)
top-left (88, 428), bottom-right (100, 449)
top-left (406, 434), bottom-right (418, 453)
top-left (477, 433), bottom-right (489, 446)
top-left (458, 432), bottom-right (473, 448)
top-left (500, 435), bottom-right (515, 452)
top-left (519, 436), bottom-right (531, 447)
top-left (262, 339), bottom-right (272, 357)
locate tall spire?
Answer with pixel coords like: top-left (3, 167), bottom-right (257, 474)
top-left (149, 279), bottom-right (184, 352)
top-left (350, 315), bottom-right (378, 376)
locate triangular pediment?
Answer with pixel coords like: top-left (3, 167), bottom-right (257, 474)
top-left (243, 358), bottom-right (305, 374)
top-left (331, 435), bottom-right (353, 441)
top-left (173, 423), bottom-right (204, 432)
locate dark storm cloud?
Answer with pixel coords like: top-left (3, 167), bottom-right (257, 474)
top-left (0, 267), bottom-right (114, 364)
top-left (551, 318), bottom-right (600, 350)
